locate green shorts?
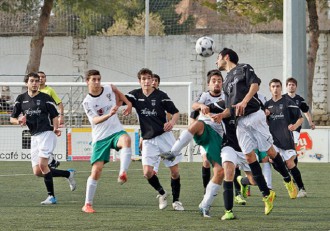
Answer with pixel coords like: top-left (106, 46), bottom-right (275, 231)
top-left (255, 149), bottom-right (267, 163)
top-left (90, 130), bottom-right (128, 165)
top-left (193, 122), bottom-right (222, 166)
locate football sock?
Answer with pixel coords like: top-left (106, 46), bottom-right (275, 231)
top-left (50, 169), bottom-right (70, 178)
top-left (294, 156), bottom-right (298, 166)
top-left (201, 181), bottom-right (220, 208)
top-left (148, 174), bottom-right (165, 195)
top-left (223, 181), bottom-right (234, 211)
top-left (119, 147), bottom-right (132, 174)
top-left (85, 176), bottom-right (98, 205)
top-left (171, 176), bottom-right (181, 202)
top-left (249, 161), bottom-right (270, 197)
top-left (272, 153), bottom-right (291, 182)
top-left (289, 166), bottom-right (305, 190)
top-left (233, 168), bottom-right (241, 196)
top-left (171, 130), bottom-right (194, 155)
top-left (202, 166), bottom-right (211, 191)
top-left (262, 162), bottom-right (272, 189)
top-left (44, 171), bottom-right (55, 196)
top-left (241, 177), bottom-right (251, 186)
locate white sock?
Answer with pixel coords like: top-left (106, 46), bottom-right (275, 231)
top-left (171, 130), bottom-right (194, 155)
top-left (119, 147), bottom-right (132, 174)
top-left (85, 176), bottom-right (98, 205)
top-left (262, 162), bottom-right (272, 189)
top-left (201, 181), bottom-right (221, 209)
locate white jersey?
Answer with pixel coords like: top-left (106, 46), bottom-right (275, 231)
top-left (82, 85), bottom-right (123, 143)
top-left (194, 91), bottom-right (224, 136)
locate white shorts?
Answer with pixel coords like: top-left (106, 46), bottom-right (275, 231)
top-left (142, 131), bottom-right (182, 168)
top-left (236, 110), bottom-right (273, 154)
top-left (273, 145), bottom-right (296, 161)
top-left (293, 131), bottom-right (300, 144)
top-left (199, 146), bottom-right (207, 156)
top-left (31, 131), bottom-right (57, 168)
top-left (221, 146), bottom-right (251, 172)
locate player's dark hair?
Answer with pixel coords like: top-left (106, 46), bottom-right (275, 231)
top-left (286, 77), bottom-right (297, 86)
top-left (269, 78), bottom-right (282, 87)
top-left (219, 48), bottom-right (239, 64)
top-left (207, 70), bottom-right (223, 83)
top-left (24, 72), bottom-right (40, 83)
top-left (85, 69), bottom-right (101, 81)
top-left (153, 74), bottom-right (160, 83)
top-left (137, 68), bottom-right (153, 80)
top-left (37, 71), bottom-right (46, 76)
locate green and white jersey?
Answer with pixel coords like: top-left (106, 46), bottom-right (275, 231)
top-left (82, 85), bottom-right (123, 143)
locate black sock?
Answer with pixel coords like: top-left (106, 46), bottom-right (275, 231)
top-left (50, 169), bottom-right (70, 178)
top-left (233, 168), bottom-right (241, 196)
top-left (249, 161), bottom-right (270, 197)
top-left (202, 166), bottom-right (211, 190)
top-left (294, 156), bottom-right (298, 166)
top-left (272, 153), bottom-right (291, 182)
top-left (148, 174), bottom-right (165, 195)
top-left (44, 171), bottom-right (54, 196)
top-left (241, 177), bottom-right (251, 186)
top-left (171, 176), bottom-right (181, 202)
top-left (223, 181), bottom-right (234, 211)
top-left (289, 166), bottom-right (305, 190)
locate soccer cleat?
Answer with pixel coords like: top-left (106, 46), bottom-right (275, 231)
top-left (284, 179), bottom-right (298, 199)
top-left (221, 210), bottom-right (236, 220)
top-left (156, 191), bottom-right (168, 210)
top-left (41, 195), bottom-right (57, 205)
top-left (237, 176), bottom-right (248, 198)
top-left (297, 189), bottom-right (307, 198)
top-left (234, 195), bottom-right (246, 205)
top-left (66, 169), bottom-right (76, 191)
top-left (172, 201), bottom-right (184, 211)
top-left (158, 151), bottom-right (176, 162)
top-left (199, 206), bottom-right (211, 218)
top-left (82, 203), bottom-right (96, 213)
top-left (262, 190), bottom-right (276, 215)
top-left (118, 171), bottom-right (128, 185)
top-left (48, 158), bottom-right (60, 169)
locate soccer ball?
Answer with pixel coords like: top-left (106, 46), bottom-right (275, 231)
top-left (195, 36), bottom-right (215, 57)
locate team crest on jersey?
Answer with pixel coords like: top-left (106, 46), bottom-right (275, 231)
top-left (151, 99), bottom-right (156, 106)
top-left (296, 100), bottom-right (299, 105)
top-left (106, 93), bottom-right (112, 101)
top-left (279, 104), bottom-right (283, 110)
top-left (36, 100), bottom-right (41, 105)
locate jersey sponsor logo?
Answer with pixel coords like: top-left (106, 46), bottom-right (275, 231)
top-left (141, 108), bottom-right (157, 116)
top-left (269, 112), bottom-right (284, 120)
top-left (25, 108), bottom-right (41, 116)
top-left (97, 108), bottom-right (104, 116)
top-left (226, 77), bottom-right (239, 94)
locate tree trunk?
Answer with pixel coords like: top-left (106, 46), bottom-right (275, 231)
top-left (26, 0), bottom-right (53, 73)
top-left (306, 0), bottom-right (319, 109)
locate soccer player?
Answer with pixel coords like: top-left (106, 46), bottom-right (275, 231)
top-left (215, 48), bottom-right (297, 215)
top-left (284, 77), bottom-right (315, 165)
top-left (126, 68), bottom-right (184, 211)
top-left (265, 78), bottom-right (307, 198)
top-left (81, 69), bottom-right (133, 213)
top-left (10, 72), bottom-right (76, 205)
top-left (191, 70), bottom-right (223, 194)
top-left (38, 71), bottom-right (63, 168)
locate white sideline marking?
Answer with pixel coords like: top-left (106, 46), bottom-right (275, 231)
top-left (0, 168), bottom-right (142, 177)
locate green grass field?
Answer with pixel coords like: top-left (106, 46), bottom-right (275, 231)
top-left (1, 161), bottom-right (329, 231)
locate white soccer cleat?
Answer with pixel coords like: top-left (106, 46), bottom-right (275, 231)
top-left (41, 195), bottom-right (57, 205)
top-left (66, 169), bottom-right (76, 191)
top-left (297, 189), bottom-right (307, 198)
top-left (156, 191), bottom-right (168, 210)
top-left (172, 201), bottom-right (184, 211)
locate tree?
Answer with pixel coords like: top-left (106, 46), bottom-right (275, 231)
top-left (199, 0), bottom-right (322, 108)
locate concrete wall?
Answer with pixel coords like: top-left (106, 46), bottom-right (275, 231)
top-left (0, 34), bottom-right (329, 124)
